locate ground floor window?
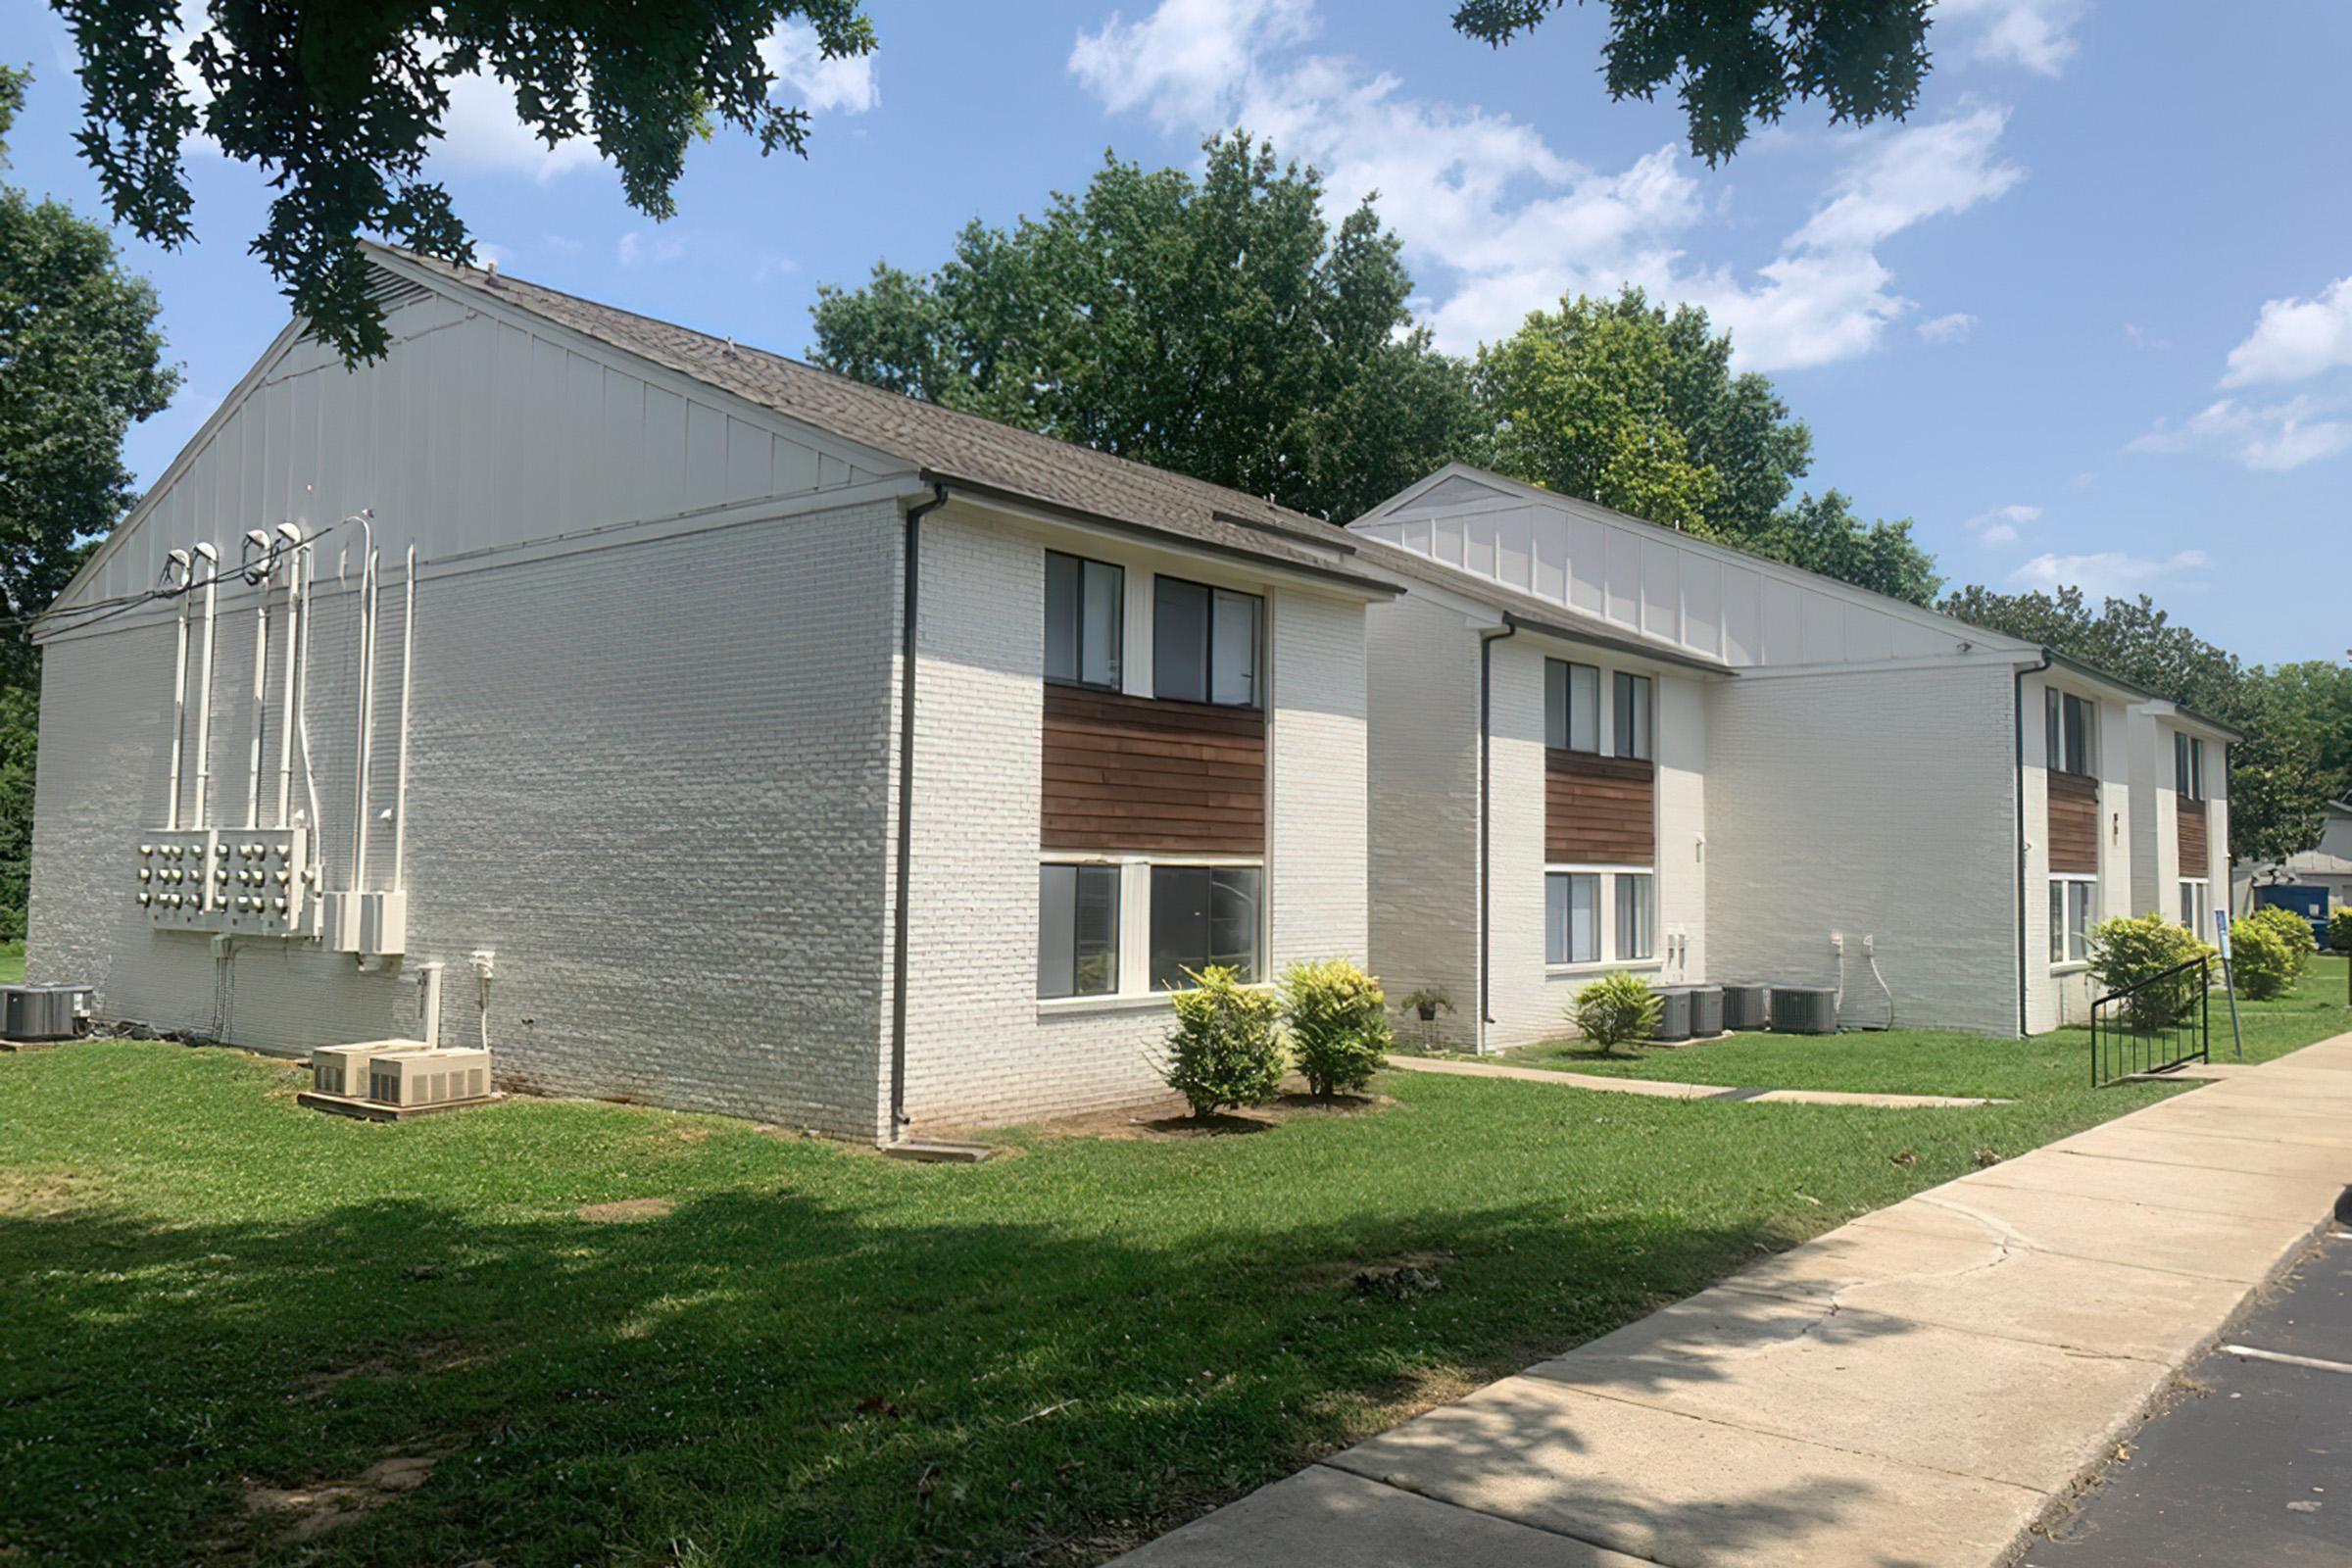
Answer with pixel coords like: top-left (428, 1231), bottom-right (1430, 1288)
top-left (2050, 875), bottom-right (2098, 964)
top-left (2180, 878), bottom-right (2211, 939)
top-left (1038, 863), bottom-right (1120, 999)
top-left (1546, 866), bottom-right (1654, 968)
top-left (1149, 865), bottom-right (1263, 990)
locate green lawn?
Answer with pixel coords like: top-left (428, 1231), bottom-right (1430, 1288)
top-left (1486, 955), bottom-right (2351, 1099)
top-left (0, 974), bottom-right (2344, 1566)
top-left (0, 942), bottom-right (22, 986)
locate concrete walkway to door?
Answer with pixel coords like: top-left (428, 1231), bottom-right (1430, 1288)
top-left (1112, 1032), bottom-right (2352, 1568)
top-left (1387, 1052), bottom-right (2010, 1108)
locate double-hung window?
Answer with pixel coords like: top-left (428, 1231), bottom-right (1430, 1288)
top-left (2179, 879), bottom-right (2211, 938)
top-left (1153, 578), bottom-right (1261, 707)
top-left (1545, 660), bottom-right (1601, 752)
top-left (1545, 873), bottom-right (1599, 964)
top-left (1045, 552), bottom-right (1124, 690)
top-left (1149, 865), bottom-right (1263, 990)
top-left (1615, 873), bottom-right (1655, 960)
top-left (1038, 863), bottom-right (1121, 998)
top-left (1613, 672), bottom-right (1653, 760)
top-left (2175, 732), bottom-right (2205, 801)
top-left (2045, 689), bottom-right (2095, 776)
top-left (2049, 876), bottom-right (2098, 964)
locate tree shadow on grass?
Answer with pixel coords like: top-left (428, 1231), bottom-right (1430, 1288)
top-left (0, 1180), bottom-right (1939, 1567)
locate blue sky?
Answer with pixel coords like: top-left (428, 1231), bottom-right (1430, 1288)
top-left (5, 0), bottom-right (2347, 664)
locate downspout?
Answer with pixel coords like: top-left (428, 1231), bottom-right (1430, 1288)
top-left (1478, 622), bottom-right (1518, 1054)
top-left (2014, 647), bottom-right (2054, 1036)
top-left (888, 482), bottom-right (952, 1140)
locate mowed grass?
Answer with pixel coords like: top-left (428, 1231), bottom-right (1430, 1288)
top-left (0, 942), bottom-right (23, 986)
top-left (1494, 955), bottom-right (2351, 1099)
top-left (0, 984), bottom-right (2343, 1567)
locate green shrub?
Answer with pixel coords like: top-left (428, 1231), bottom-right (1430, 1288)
top-left (2086, 913), bottom-right (2214, 1030)
top-left (2331, 906), bottom-right (2352, 955)
top-left (2229, 915), bottom-right (2297, 1001)
top-left (1162, 965), bottom-right (1287, 1116)
top-left (2247, 905), bottom-right (2318, 986)
top-left (1570, 971), bottom-right (1661, 1054)
top-left (1281, 959), bottom-right (1392, 1098)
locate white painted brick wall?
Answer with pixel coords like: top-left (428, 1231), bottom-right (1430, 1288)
top-left (1708, 662), bottom-right (2022, 1037)
top-left (897, 511), bottom-right (1373, 1130)
top-left (29, 500), bottom-right (903, 1138)
top-left (2020, 674), bottom-right (2134, 1032)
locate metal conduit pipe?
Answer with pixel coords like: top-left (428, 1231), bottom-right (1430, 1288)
top-left (393, 543), bottom-right (416, 889)
top-left (1477, 621), bottom-right (1518, 1054)
top-left (274, 526), bottom-right (304, 828)
top-left (243, 530), bottom-right (273, 831)
top-left (190, 542), bottom-right (221, 829)
top-left (164, 549), bottom-right (193, 830)
top-left (351, 512), bottom-right (378, 889)
top-left (887, 480), bottom-right (952, 1140)
top-left (297, 549), bottom-right (325, 886)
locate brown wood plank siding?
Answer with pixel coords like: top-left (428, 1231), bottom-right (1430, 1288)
top-left (2178, 797), bottom-right (2210, 871)
top-left (1545, 749), bottom-right (1655, 864)
top-left (1042, 684), bottom-right (1265, 854)
top-left (2047, 769), bottom-right (2100, 874)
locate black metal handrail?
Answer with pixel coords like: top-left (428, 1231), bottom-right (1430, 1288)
top-left (2089, 955), bottom-right (2211, 1087)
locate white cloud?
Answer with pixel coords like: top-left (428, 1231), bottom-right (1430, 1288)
top-left (759, 21), bottom-right (880, 115)
top-left (1934, 0), bottom-right (2086, 76)
top-left (2131, 395), bottom-right (2352, 472)
top-left (616, 229), bottom-right (687, 268)
top-left (437, 72), bottom-right (605, 182)
top-left (2009, 549), bottom-right (2209, 600)
top-left (1919, 312), bottom-right (1977, 344)
top-left (2124, 321), bottom-right (2171, 351)
top-left (1963, 502), bottom-right (2040, 547)
top-left (2220, 274), bottom-right (2352, 388)
top-left (1068, 0), bottom-right (2022, 370)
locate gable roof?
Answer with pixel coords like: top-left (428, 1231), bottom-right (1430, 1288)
top-left (372, 246), bottom-right (1387, 592)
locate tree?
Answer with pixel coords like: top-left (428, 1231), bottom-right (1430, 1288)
top-left (1936, 584), bottom-right (2333, 864)
top-left (1450, 0), bottom-right (1932, 163)
top-left (0, 65), bottom-right (180, 938)
top-left (53, 0), bottom-right (875, 362)
top-left (811, 133), bottom-right (1485, 524)
top-left (2252, 661), bottom-right (2352, 806)
top-left (1750, 490), bottom-right (1940, 607)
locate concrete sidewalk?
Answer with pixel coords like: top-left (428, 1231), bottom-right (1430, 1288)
top-left (1388, 1053), bottom-right (2009, 1107)
top-left (1116, 1033), bottom-right (2352, 1568)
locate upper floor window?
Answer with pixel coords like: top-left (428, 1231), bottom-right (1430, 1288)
top-left (2045, 689), bottom-right (2095, 777)
top-left (1613, 672), bottom-right (1653, 761)
top-left (1153, 577), bottom-right (1261, 708)
top-left (1045, 552), bottom-right (1124, 690)
top-left (1544, 660), bottom-right (1600, 752)
top-left (2175, 732), bottom-right (2206, 801)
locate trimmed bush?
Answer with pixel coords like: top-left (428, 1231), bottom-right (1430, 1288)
top-left (2086, 912), bottom-right (2213, 1030)
top-left (2331, 906), bottom-right (2352, 955)
top-left (2247, 905), bottom-right (2319, 986)
top-left (2228, 915), bottom-right (2297, 1001)
top-left (1281, 959), bottom-right (1392, 1098)
top-left (1570, 971), bottom-right (1662, 1054)
top-left (1162, 965), bottom-right (1287, 1116)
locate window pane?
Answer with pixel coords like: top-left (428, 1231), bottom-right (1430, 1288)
top-left (1041, 863), bottom-right (1123, 998)
top-left (1208, 867), bottom-right (1261, 976)
top-left (2049, 880), bottom-right (2066, 964)
top-left (2064, 695), bottom-right (2091, 775)
top-left (1039, 865), bottom-right (1076, 998)
top-left (1044, 553), bottom-right (1080, 683)
top-left (1614, 672), bottom-right (1651, 760)
top-left (1153, 579), bottom-right (1209, 703)
top-left (1545, 661), bottom-right (1568, 751)
top-left (2045, 688), bottom-right (2062, 772)
top-left (2066, 881), bottom-right (2097, 962)
top-left (1570, 873), bottom-right (1598, 963)
top-left (1210, 589), bottom-right (1259, 707)
top-left (1570, 664), bottom-right (1599, 752)
top-left (1545, 873), bottom-right (1569, 964)
top-left (1151, 865), bottom-right (1263, 989)
top-left (1082, 561), bottom-right (1123, 688)
top-left (1616, 873), bottom-right (1654, 960)
top-left (2180, 881), bottom-right (2194, 932)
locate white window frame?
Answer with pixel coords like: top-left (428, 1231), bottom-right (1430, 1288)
top-left (2175, 731), bottom-right (2206, 802)
top-left (1544, 863), bottom-right (1663, 975)
top-left (2179, 877), bottom-right (2211, 937)
top-left (1035, 851), bottom-right (1270, 1010)
top-left (2049, 872), bottom-right (2098, 968)
top-left (1544, 657), bottom-right (1658, 762)
top-left (1151, 574), bottom-right (1264, 710)
top-left (2045, 686), bottom-right (2098, 778)
top-left (1044, 550), bottom-right (1125, 692)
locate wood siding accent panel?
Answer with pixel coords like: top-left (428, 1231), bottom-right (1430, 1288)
top-left (2178, 797), bottom-right (2210, 872)
top-left (1042, 684), bottom-right (1265, 854)
top-left (2047, 769), bottom-right (2101, 875)
top-left (1545, 749), bottom-right (1655, 864)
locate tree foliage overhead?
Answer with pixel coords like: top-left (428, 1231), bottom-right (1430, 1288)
top-left (1478, 288), bottom-right (1938, 604)
top-left (53, 0), bottom-right (875, 361)
top-left (0, 64), bottom-right (180, 939)
top-left (811, 133), bottom-right (1484, 525)
top-left (1937, 584), bottom-right (2344, 866)
top-left (1450, 0), bottom-right (1933, 163)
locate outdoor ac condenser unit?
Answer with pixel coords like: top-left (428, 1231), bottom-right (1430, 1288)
top-left (1651, 987), bottom-right (1693, 1043)
top-left (1, 985), bottom-right (89, 1043)
top-left (366, 1048), bottom-right (492, 1110)
top-left (1721, 985), bottom-right (1770, 1030)
top-left (310, 1040), bottom-right (424, 1099)
top-left (1683, 985), bottom-right (1725, 1039)
top-left (1770, 986), bottom-right (1839, 1035)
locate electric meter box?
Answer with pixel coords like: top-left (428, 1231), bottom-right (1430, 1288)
top-left (135, 831), bottom-right (221, 930)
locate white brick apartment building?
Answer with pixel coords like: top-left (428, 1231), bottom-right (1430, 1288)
top-left (24, 247), bottom-right (1390, 1141)
top-left (1350, 466), bottom-right (2237, 1046)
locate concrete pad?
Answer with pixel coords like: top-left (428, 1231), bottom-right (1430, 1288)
top-left (1959, 1148), bottom-right (2345, 1221)
top-left (1849, 1182), bottom-right (2319, 1283)
top-left (1386, 1056), bottom-right (1723, 1099)
top-left (1716, 1222), bottom-right (2250, 1362)
top-left (1520, 1286), bottom-right (2169, 1493)
top-left (2129, 1102), bottom-right (2352, 1151)
top-left (1326, 1374), bottom-right (2042, 1568)
top-left (1112, 1464), bottom-right (1646, 1568)
top-left (1741, 1087), bottom-right (2004, 1107)
top-left (2045, 1123), bottom-right (2352, 1182)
